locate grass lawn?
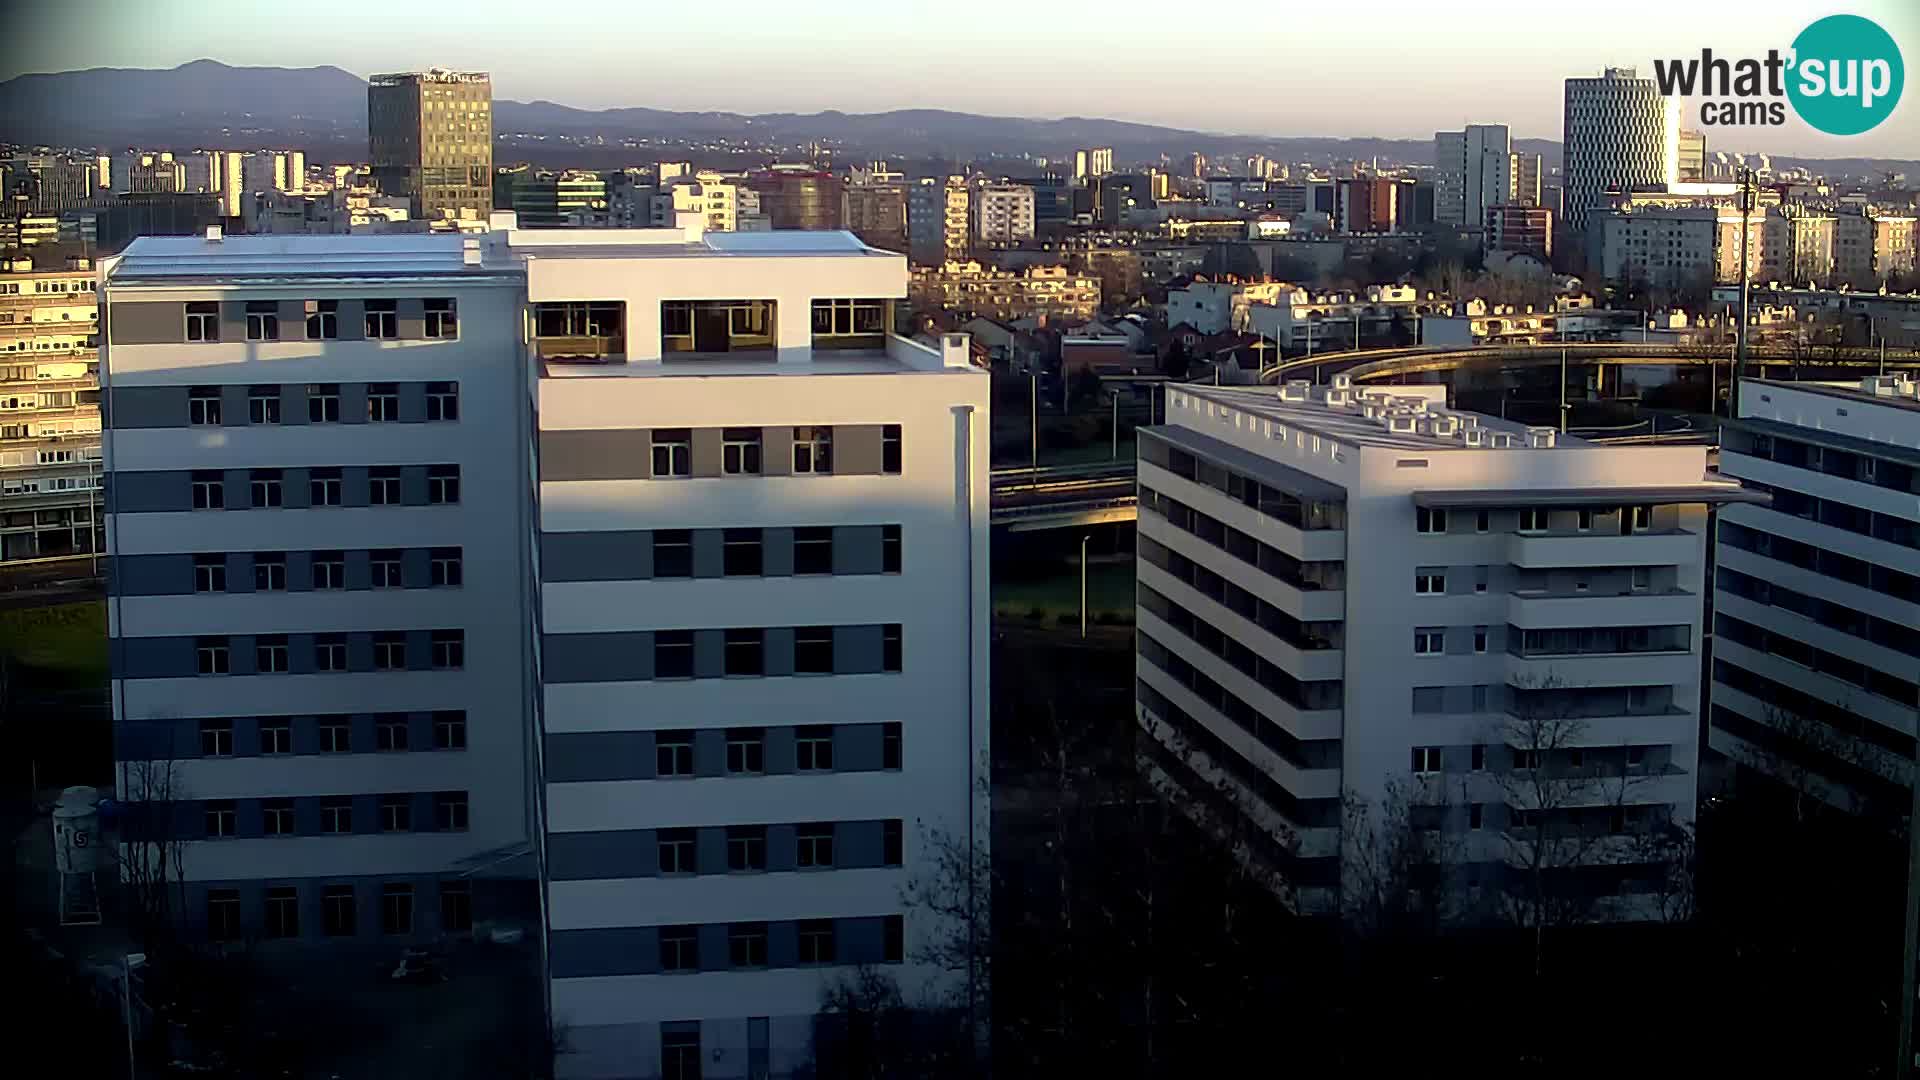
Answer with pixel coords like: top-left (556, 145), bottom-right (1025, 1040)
top-left (0, 601), bottom-right (108, 687)
top-left (993, 561), bottom-right (1135, 619)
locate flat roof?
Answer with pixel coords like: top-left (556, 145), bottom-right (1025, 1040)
top-left (1140, 424), bottom-right (1346, 500)
top-left (108, 234), bottom-right (514, 282)
top-left (1412, 485), bottom-right (1767, 509)
top-left (1749, 378), bottom-right (1920, 414)
top-left (511, 229), bottom-right (895, 261)
top-left (1727, 414), bottom-right (1920, 469)
top-left (1182, 385), bottom-right (1589, 452)
top-left (542, 350), bottom-right (940, 379)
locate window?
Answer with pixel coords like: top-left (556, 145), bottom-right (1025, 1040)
top-left (1513, 748), bottom-right (1542, 770)
top-left (249, 551), bottom-right (285, 591)
top-left (306, 551), bottom-right (341, 591)
top-left (798, 919), bottom-right (836, 964)
top-left (729, 923), bottom-right (768, 968)
top-left (1576, 509), bottom-right (1594, 532)
top-left (188, 387), bottom-right (223, 425)
top-left (1568, 748), bottom-right (1586, 769)
top-left (795, 626), bottom-right (837, 674)
top-left (1414, 629), bottom-right (1444, 655)
top-left (658, 829), bottom-right (695, 874)
top-left (661, 1026), bottom-right (701, 1080)
top-left (198, 718), bottom-right (233, 757)
top-left (1628, 505), bottom-right (1653, 533)
top-left (194, 554), bottom-right (226, 593)
top-left (882, 524), bottom-right (901, 573)
top-left (660, 927), bottom-right (699, 973)
top-left (723, 529), bottom-right (762, 575)
top-left (430, 548), bottom-right (463, 587)
top-left (196, 636), bottom-right (230, 675)
top-left (882, 424), bottom-right (904, 473)
top-left (434, 792), bottom-right (469, 832)
top-left (1518, 508), bottom-right (1548, 533)
top-left (322, 885), bottom-right (356, 936)
top-left (263, 798), bottom-right (294, 836)
top-left (369, 467), bottom-right (401, 505)
top-left (424, 298), bottom-right (458, 338)
top-left (434, 711), bottom-right (467, 750)
top-left (185, 301), bottom-right (219, 342)
top-left (793, 426), bottom-right (833, 473)
top-left (722, 428), bottom-right (761, 475)
top-left (426, 381), bottom-right (459, 421)
top-left (371, 713), bottom-right (408, 752)
top-left (727, 826), bottom-right (767, 872)
top-left (256, 636), bottom-right (289, 674)
top-left (265, 887), bottom-right (300, 938)
top-left (373, 632), bottom-right (407, 671)
top-left (319, 715), bottom-right (350, 751)
top-left (655, 630), bottom-right (694, 679)
top-left (656, 731), bottom-right (694, 776)
top-left (247, 386), bottom-right (281, 424)
top-left (1469, 804), bottom-right (1484, 830)
top-left (1416, 506), bottom-right (1447, 534)
top-left (653, 531), bottom-right (692, 578)
top-left (1473, 627), bottom-right (1488, 654)
top-left (652, 429), bottom-right (691, 477)
top-left (884, 914), bottom-right (904, 963)
top-left (241, 300), bottom-right (281, 341)
top-left (1473, 684), bottom-right (1490, 712)
top-left (1476, 510), bottom-right (1490, 533)
top-left (207, 889), bottom-right (242, 941)
top-left (1627, 745), bottom-right (1648, 768)
top-left (249, 469), bottom-right (283, 508)
top-left (796, 725), bottom-right (834, 771)
top-left (428, 465), bottom-right (460, 504)
top-left (367, 382), bottom-right (399, 422)
top-left (1475, 567), bottom-right (1488, 594)
top-left (876, 723), bottom-right (902, 772)
top-left (321, 797), bottom-right (352, 834)
top-left (794, 528), bottom-right (833, 574)
top-left (307, 383), bottom-right (339, 422)
top-left (1411, 686), bottom-right (1445, 713)
top-left (313, 633), bottom-right (347, 672)
top-left (811, 297), bottom-right (886, 338)
top-left (1411, 746), bottom-right (1443, 774)
top-left (192, 471), bottom-right (225, 510)
top-left (306, 301), bottom-right (338, 340)
top-left (370, 549), bottom-right (403, 588)
top-left (382, 884), bottom-right (414, 934)
top-left (432, 629), bottom-right (465, 670)
top-left (309, 467), bottom-right (342, 506)
top-left (797, 823), bottom-right (836, 868)
top-left (1414, 571), bottom-right (1445, 595)
top-left (440, 882), bottom-right (472, 933)
top-left (1631, 566), bottom-right (1651, 592)
top-left (1471, 743), bottom-right (1487, 772)
top-left (204, 799), bottom-right (237, 837)
top-left (365, 298), bottom-right (398, 338)
top-left (882, 820), bottom-right (906, 868)
top-left (882, 623), bottom-right (903, 672)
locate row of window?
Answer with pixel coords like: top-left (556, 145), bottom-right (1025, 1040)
top-left (1408, 743), bottom-right (1650, 777)
top-left (184, 299), bottom-right (457, 343)
top-left (1138, 588), bottom-right (1343, 714)
top-left (195, 711), bottom-right (466, 756)
top-left (192, 630), bottom-right (464, 675)
top-left (1745, 479), bottom-right (1920, 551)
top-left (1730, 427), bottom-right (1919, 497)
top-left (1135, 679), bottom-right (1341, 829)
top-left (1416, 504), bottom-right (1657, 536)
top-left (192, 548), bottom-right (461, 592)
top-left (1138, 535), bottom-right (1342, 650)
top-left (206, 880), bottom-right (471, 942)
top-left (638, 915), bottom-right (903, 976)
top-left (646, 819), bottom-right (904, 875)
top-left (655, 526), bottom-right (896, 578)
top-left (187, 382), bottom-right (458, 425)
top-left (650, 723), bottom-right (902, 778)
top-left (200, 791), bottom-right (468, 838)
top-left (1715, 610), bottom-right (1919, 719)
top-left (188, 464), bottom-right (460, 509)
top-left (1136, 629), bottom-right (1340, 772)
top-left (1141, 436), bottom-right (1347, 531)
top-left (1139, 484), bottom-right (1346, 592)
top-left (1716, 564), bottom-right (1920, 664)
top-left (646, 425), bottom-right (901, 478)
top-left (649, 625), bottom-right (902, 679)
top-left (1720, 519), bottom-right (1920, 604)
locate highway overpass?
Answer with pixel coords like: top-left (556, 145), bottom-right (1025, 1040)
top-left (1255, 341), bottom-right (1911, 385)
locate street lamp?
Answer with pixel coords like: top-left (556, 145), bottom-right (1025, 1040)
top-left (1079, 534), bottom-right (1091, 640)
top-left (122, 951), bottom-right (145, 1080)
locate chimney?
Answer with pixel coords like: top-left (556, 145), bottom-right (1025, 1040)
top-left (942, 333), bottom-right (972, 368)
top-left (462, 237), bottom-right (482, 267)
top-left (205, 224), bottom-right (222, 242)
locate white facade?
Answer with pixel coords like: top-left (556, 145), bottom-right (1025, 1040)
top-left (1433, 124), bottom-right (1513, 228)
top-left (1592, 206), bottom-right (1717, 288)
top-left (1138, 380), bottom-right (1748, 913)
top-left (1164, 281), bottom-right (1289, 335)
top-left (1, 266), bottom-right (104, 561)
top-left (1562, 68), bottom-right (1679, 234)
top-left (972, 183), bottom-right (1035, 246)
top-left (650, 172), bottom-right (764, 232)
top-left (1711, 378), bottom-right (1919, 813)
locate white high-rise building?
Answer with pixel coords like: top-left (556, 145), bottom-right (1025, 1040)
top-left (649, 171), bottom-right (764, 232)
top-left (1433, 124), bottom-right (1513, 227)
top-left (1135, 380), bottom-right (1755, 915)
top-left (1710, 377), bottom-right (1919, 815)
top-left (971, 183), bottom-right (1035, 246)
top-left (101, 222), bottom-right (991, 1080)
top-left (1562, 68), bottom-right (1679, 235)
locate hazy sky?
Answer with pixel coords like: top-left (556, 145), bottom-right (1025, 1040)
top-left (5, 0), bottom-right (1917, 157)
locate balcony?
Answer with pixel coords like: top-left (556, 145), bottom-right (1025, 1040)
top-left (1506, 588), bottom-right (1700, 629)
top-left (534, 335), bottom-right (626, 362)
top-left (1504, 529), bottom-right (1700, 569)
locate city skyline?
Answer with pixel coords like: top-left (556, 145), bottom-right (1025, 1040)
top-left (5, 0), bottom-right (1916, 158)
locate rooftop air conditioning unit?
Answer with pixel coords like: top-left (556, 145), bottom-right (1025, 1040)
top-left (1399, 396), bottom-right (1429, 414)
top-left (1279, 380), bottom-right (1310, 402)
top-left (1462, 428), bottom-right (1486, 447)
top-left (1331, 373), bottom-right (1353, 391)
top-left (1324, 389), bottom-right (1351, 407)
top-left (1429, 415), bottom-right (1461, 437)
top-left (1388, 414), bottom-right (1417, 433)
top-left (1526, 426), bottom-right (1558, 448)
top-left (1861, 374), bottom-right (1901, 395)
top-left (1489, 432), bottom-right (1516, 448)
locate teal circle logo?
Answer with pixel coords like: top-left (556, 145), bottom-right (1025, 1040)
top-left (1787, 15), bottom-right (1903, 135)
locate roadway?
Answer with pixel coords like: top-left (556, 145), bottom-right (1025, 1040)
top-left (990, 463), bottom-right (1138, 531)
top-left (1256, 341), bottom-right (1909, 385)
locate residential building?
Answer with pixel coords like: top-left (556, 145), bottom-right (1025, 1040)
top-left (842, 181), bottom-right (907, 254)
top-left (241, 151), bottom-right (308, 198)
top-left (1677, 129), bottom-right (1707, 182)
top-left (1486, 205), bottom-right (1553, 261)
top-left (1711, 377), bottom-right (1919, 816)
top-left (1164, 281), bottom-right (1291, 335)
top-left (749, 169), bottom-right (844, 231)
top-left (1762, 210), bottom-right (1835, 284)
top-left (1, 260), bottom-right (103, 561)
top-left (1137, 379), bottom-right (1752, 913)
top-left (1335, 178), bottom-right (1398, 234)
top-left (1434, 124), bottom-right (1514, 227)
top-left (1511, 153), bottom-right (1543, 208)
top-left (1075, 147), bottom-right (1115, 180)
top-left (907, 177), bottom-right (968, 266)
top-left (972, 184), bottom-right (1036, 247)
top-left (1243, 284), bottom-right (1449, 352)
top-left (1562, 68), bottom-right (1678, 235)
top-left (124, 152), bottom-right (186, 194)
top-left (909, 260), bottom-right (1101, 322)
top-left (1590, 207), bottom-right (1717, 288)
top-left (512, 172), bottom-right (610, 228)
top-left (7, 156), bottom-right (100, 215)
top-left (100, 223), bottom-right (990, 1080)
top-left (368, 69), bottom-right (494, 221)
top-left (1096, 175), bottom-right (1154, 227)
top-left (1833, 211), bottom-right (1915, 286)
top-left (651, 172), bottom-right (764, 233)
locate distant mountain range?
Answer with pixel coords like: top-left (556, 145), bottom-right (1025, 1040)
top-left (3, 59), bottom-right (1914, 180)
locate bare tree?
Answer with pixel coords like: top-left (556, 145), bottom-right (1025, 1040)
top-left (117, 749), bottom-right (189, 954)
top-left (1340, 776), bottom-right (1466, 938)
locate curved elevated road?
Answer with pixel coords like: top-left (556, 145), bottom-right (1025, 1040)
top-left (1255, 342), bottom-right (1909, 385)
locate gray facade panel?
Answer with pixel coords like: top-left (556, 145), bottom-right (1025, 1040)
top-left (833, 526), bottom-right (884, 575)
top-left (334, 300), bottom-right (366, 342)
top-left (281, 467), bottom-right (311, 510)
top-left (341, 467), bottom-right (369, 507)
top-left (837, 724), bottom-right (884, 772)
top-left (118, 636), bottom-right (197, 679)
top-left (550, 928), bottom-right (657, 978)
top-left (217, 302), bottom-right (248, 344)
top-left (762, 426), bottom-right (793, 477)
top-left (539, 429), bottom-right (651, 482)
top-left (767, 921), bottom-right (798, 968)
top-left (541, 631), bottom-right (653, 683)
top-left (541, 531), bottom-right (651, 582)
top-left (693, 728), bottom-right (726, 779)
top-left (399, 466), bottom-right (429, 506)
top-left (763, 725), bottom-right (796, 773)
top-left (691, 529), bottom-right (723, 579)
top-left (762, 528), bottom-right (794, 576)
top-left (115, 553), bottom-right (193, 596)
top-left (401, 548), bottom-right (431, 588)
top-left (343, 549), bottom-right (372, 591)
top-left (837, 820), bottom-right (886, 869)
top-left (766, 824), bottom-right (797, 873)
top-left (840, 916), bottom-right (888, 965)
top-left (690, 428), bottom-right (723, 478)
top-left (108, 302), bottom-right (183, 345)
top-left (397, 298), bottom-right (427, 341)
top-left (547, 829), bottom-right (654, 881)
top-left (763, 627), bottom-right (795, 677)
top-left (835, 424), bottom-right (885, 475)
top-left (219, 386), bottom-right (249, 428)
top-left (696, 828), bottom-right (726, 877)
top-left (398, 381), bottom-right (428, 423)
top-left (692, 630), bottom-right (724, 679)
top-left (281, 382), bottom-right (309, 426)
top-left (833, 624), bottom-right (884, 675)
top-left (111, 471), bottom-right (189, 514)
top-left (222, 469), bottom-right (250, 509)
top-left (340, 382), bottom-right (368, 424)
top-left (108, 386), bottom-right (188, 429)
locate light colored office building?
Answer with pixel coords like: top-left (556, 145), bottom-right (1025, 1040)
top-left (1562, 68), bottom-right (1678, 235)
top-left (1136, 379), bottom-right (1752, 913)
top-left (971, 183), bottom-right (1036, 247)
top-left (652, 172), bottom-right (764, 233)
top-left (1075, 147), bottom-right (1115, 180)
top-left (1, 260), bottom-right (104, 562)
top-left (101, 222), bottom-right (990, 1080)
top-left (1433, 124), bottom-right (1514, 227)
top-left (1711, 377), bottom-right (1919, 815)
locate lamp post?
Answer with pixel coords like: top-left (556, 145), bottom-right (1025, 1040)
top-left (1029, 371), bottom-right (1038, 479)
top-left (122, 951), bottom-right (145, 1080)
top-left (1110, 390), bottom-right (1119, 460)
top-left (1079, 534), bottom-right (1090, 640)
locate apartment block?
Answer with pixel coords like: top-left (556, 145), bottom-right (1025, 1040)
top-left (907, 177), bottom-right (968, 266)
top-left (1433, 124), bottom-right (1513, 227)
top-left (1, 260), bottom-right (104, 561)
top-left (1135, 380), bottom-right (1753, 913)
top-left (1711, 377), bottom-right (1919, 815)
top-left (972, 184), bottom-right (1036, 247)
top-left (908, 260), bottom-right (1100, 322)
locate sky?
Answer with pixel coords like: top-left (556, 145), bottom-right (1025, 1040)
top-left (4, 0), bottom-right (1917, 158)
